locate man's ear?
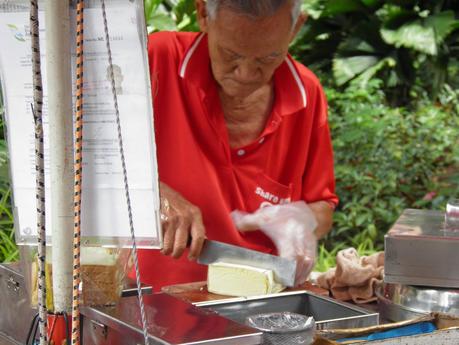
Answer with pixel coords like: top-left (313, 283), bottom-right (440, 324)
top-left (195, 0), bottom-right (209, 32)
top-left (290, 12), bottom-right (307, 42)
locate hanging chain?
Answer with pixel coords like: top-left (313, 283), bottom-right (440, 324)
top-left (100, 1), bottom-right (149, 344)
top-left (30, 1), bottom-right (48, 344)
top-left (71, 0), bottom-right (85, 344)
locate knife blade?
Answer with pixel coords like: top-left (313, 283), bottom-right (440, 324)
top-left (197, 239), bottom-right (297, 287)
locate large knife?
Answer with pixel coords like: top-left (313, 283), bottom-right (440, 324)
top-left (197, 239), bottom-right (297, 287)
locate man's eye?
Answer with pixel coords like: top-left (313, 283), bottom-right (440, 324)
top-left (228, 54), bottom-right (240, 60)
top-left (221, 49), bottom-right (240, 60)
top-left (258, 56), bottom-right (278, 65)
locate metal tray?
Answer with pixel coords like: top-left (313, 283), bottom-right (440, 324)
top-left (195, 290), bottom-right (379, 330)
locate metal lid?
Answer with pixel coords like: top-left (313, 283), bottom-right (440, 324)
top-left (387, 209), bottom-right (459, 239)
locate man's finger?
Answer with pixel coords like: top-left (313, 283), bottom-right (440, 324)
top-left (161, 221), bottom-right (176, 256)
top-left (172, 220), bottom-right (189, 258)
top-left (161, 215), bottom-right (179, 255)
top-left (188, 220), bottom-right (206, 260)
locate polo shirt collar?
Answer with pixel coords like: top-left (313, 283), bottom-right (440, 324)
top-left (178, 32), bottom-right (307, 115)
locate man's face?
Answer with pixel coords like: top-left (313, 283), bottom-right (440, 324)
top-left (198, 2), bottom-right (299, 98)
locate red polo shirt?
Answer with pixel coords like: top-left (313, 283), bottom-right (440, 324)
top-left (137, 31), bottom-right (338, 290)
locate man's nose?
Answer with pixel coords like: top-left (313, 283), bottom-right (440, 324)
top-left (233, 61), bottom-right (259, 83)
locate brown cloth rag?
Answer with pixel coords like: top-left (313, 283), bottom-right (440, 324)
top-left (316, 248), bottom-right (384, 304)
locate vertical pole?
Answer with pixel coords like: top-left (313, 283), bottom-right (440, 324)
top-left (45, 0), bottom-right (74, 313)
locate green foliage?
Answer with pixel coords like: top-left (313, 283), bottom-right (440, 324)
top-left (323, 79), bottom-right (459, 255)
top-left (0, 92), bottom-right (17, 263)
top-left (0, 189), bottom-right (17, 262)
top-left (145, 0), bottom-right (199, 33)
top-left (291, 0), bottom-right (459, 105)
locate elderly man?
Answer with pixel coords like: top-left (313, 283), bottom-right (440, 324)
top-left (138, 0), bottom-right (338, 289)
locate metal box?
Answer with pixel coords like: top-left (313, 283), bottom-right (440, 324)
top-left (0, 262), bottom-right (154, 345)
top-left (81, 293), bottom-right (262, 345)
top-left (195, 290), bottom-right (379, 331)
top-left (0, 263), bottom-right (36, 345)
top-left (385, 209), bottom-right (459, 288)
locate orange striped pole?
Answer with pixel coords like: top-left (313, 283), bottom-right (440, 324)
top-left (72, 0), bottom-right (85, 344)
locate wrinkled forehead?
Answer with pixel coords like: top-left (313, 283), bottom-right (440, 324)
top-left (207, 4), bottom-right (293, 53)
top-left (207, 0), bottom-right (298, 24)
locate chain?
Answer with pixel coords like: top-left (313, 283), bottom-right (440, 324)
top-left (100, 1), bottom-right (149, 344)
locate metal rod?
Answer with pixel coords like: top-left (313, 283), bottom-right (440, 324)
top-left (45, 0), bottom-right (74, 314)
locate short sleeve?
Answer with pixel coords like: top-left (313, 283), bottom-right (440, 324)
top-left (301, 83), bottom-right (338, 207)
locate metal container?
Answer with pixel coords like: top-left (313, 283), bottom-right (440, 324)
top-left (376, 282), bottom-right (459, 322)
top-left (81, 293), bottom-right (262, 345)
top-left (385, 209), bottom-right (459, 288)
top-left (195, 290), bottom-right (379, 330)
top-left (0, 262), bottom-right (152, 345)
top-left (0, 263), bottom-right (36, 345)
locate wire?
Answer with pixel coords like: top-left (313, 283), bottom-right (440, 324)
top-left (64, 312), bottom-right (71, 345)
top-left (101, 1), bottom-right (149, 344)
top-left (26, 314), bottom-right (39, 345)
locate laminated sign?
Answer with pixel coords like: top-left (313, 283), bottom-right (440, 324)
top-left (0, 0), bottom-right (161, 248)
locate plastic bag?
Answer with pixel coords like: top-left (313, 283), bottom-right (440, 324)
top-left (232, 201), bottom-right (318, 286)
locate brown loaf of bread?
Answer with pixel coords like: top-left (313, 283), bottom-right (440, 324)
top-left (80, 248), bottom-right (131, 306)
top-left (81, 264), bottom-right (123, 306)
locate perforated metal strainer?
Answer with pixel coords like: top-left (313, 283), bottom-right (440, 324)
top-left (245, 312), bottom-right (315, 345)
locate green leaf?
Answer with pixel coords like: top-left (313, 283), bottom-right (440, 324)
top-left (360, 0), bottom-right (380, 7)
top-left (322, 0), bottom-right (365, 17)
top-left (174, 0), bottom-right (196, 23)
top-left (333, 55), bottom-right (379, 85)
top-left (381, 21), bottom-right (437, 55)
top-left (338, 37), bottom-right (378, 55)
top-left (353, 57), bottom-right (395, 87)
top-left (425, 11), bottom-right (459, 43)
top-left (144, 0), bottom-right (162, 22)
top-left (147, 12), bottom-right (177, 32)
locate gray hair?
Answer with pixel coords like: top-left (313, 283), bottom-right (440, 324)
top-left (206, 0), bottom-right (302, 25)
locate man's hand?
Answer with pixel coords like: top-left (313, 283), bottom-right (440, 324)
top-left (159, 182), bottom-right (206, 260)
top-left (308, 201), bottom-right (334, 239)
top-left (232, 201), bottom-right (318, 286)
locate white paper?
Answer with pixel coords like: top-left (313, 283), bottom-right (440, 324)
top-left (0, 1), bottom-right (161, 247)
